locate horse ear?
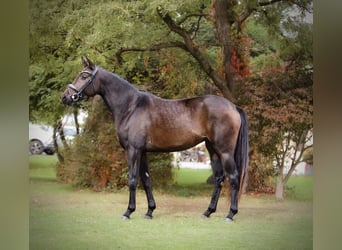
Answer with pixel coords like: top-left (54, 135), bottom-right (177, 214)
top-left (81, 56), bottom-right (88, 67)
top-left (81, 56), bottom-right (95, 70)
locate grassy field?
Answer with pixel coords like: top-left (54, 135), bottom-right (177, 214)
top-left (29, 155), bottom-right (312, 250)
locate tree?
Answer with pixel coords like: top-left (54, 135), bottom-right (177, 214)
top-left (114, 0), bottom-right (313, 198)
top-left (29, 0), bottom-right (313, 196)
top-left (237, 67), bottom-right (313, 199)
top-left (115, 0), bottom-right (312, 99)
top-left (29, 0), bottom-right (86, 161)
top-left (240, 9), bottom-right (313, 199)
top-left (29, 0), bottom-right (177, 190)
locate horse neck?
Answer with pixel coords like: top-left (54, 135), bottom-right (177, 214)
top-left (98, 70), bottom-right (138, 123)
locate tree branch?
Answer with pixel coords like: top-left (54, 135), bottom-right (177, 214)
top-left (115, 41), bottom-right (186, 64)
top-left (190, 16), bottom-right (202, 40)
top-left (259, 0), bottom-right (284, 7)
top-left (238, 9), bottom-right (254, 26)
top-left (156, 6), bottom-right (232, 99)
top-left (176, 13), bottom-right (209, 25)
top-left (259, 0), bottom-right (312, 13)
top-left (283, 130), bottom-right (312, 184)
top-left (157, 6), bottom-right (191, 39)
top-left (237, 0), bottom-right (300, 27)
top-left (92, 46), bottom-right (115, 65)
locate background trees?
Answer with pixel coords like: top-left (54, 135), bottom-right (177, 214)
top-left (29, 0), bottom-right (313, 198)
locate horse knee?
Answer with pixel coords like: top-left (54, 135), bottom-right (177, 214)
top-left (141, 175), bottom-right (152, 189)
top-left (229, 173), bottom-right (240, 191)
top-left (215, 176), bottom-right (225, 187)
top-left (128, 178), bottom-right (138, 191)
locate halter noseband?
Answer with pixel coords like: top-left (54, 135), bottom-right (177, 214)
top-left (68, 66), bottom-right (99, 102)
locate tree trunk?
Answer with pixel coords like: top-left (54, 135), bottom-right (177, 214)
top-left (73, 108), bottom-right (80, 135)
top-left (53, 124), bottom-right (64, 163)
top-left (275, 176), bottom-right (284, 201)
top-left (275, 164), bottom-right (285, 200)
top-left (214, 0), bottom-right (234, 96)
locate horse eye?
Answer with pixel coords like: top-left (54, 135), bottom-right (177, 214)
top-left (81, 74), bottom-right (88, 80)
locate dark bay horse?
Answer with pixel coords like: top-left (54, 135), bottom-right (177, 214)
top-left (62, 56), bottom-right (249, 221)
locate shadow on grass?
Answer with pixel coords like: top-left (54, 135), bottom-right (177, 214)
top-left (30, 176), bottom-right (57, 182)
top-left (169, 182), bottom-right (213, 197)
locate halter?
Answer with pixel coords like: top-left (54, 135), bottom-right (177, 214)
top-left (68, 66), bottom-right (99, 102)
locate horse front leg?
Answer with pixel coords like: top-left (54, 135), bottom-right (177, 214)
top-left (140, 153), bottom-right (156, 219)
top-left (122, 147), bottom-right (141, 220)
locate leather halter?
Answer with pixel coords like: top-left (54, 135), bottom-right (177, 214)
top-left (68, 66), bottom-right (98, 102)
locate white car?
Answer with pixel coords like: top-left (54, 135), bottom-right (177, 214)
top-left (29, 123), bottom-right (55, 155)
top-left (29, 123), bottom-right (79, 155)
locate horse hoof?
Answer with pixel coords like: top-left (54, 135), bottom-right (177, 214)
top-left (202, 214), bottom-right (210, 219)
top-left (225, 217), bottom-right (234, 222)
top-left (144, 215), bottom-right (153, 219)
top-left (121, 215), bottom-right (130, 220)
top-left (202, 211), bottom-right (211, 218)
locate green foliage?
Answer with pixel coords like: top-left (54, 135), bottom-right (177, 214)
top-left (30, 0), bottom-right (313, 195)
top-left (29, 0), bottom-right (215, 123)
top-left (279, 22), bottom-right (313, 70)
top-left (132, 49), bottom-right (208, 99)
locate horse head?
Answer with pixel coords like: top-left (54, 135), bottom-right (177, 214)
top-left (61, 56), bottom-right (99, 105)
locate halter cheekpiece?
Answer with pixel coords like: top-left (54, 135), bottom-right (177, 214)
top-left (68, 66), bottom-right (99, 102)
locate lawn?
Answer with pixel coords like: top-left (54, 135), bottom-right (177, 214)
top-left (286, 175), bottom-right (313, 201)
top-left (29, 155), bottom-right (312, 250)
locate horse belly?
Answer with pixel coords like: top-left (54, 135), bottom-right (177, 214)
top-left (146, 126), bottom-right (204, 152)
top-left (145, 101), bottom-right (207, 151)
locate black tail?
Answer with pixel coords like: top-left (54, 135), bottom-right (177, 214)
top-left (234, 106), bottom-right (249, 196)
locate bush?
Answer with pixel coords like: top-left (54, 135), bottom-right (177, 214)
top-left (247, 148), bottom-right (276, 193)
top-left (57, 98), bottom-right (174, 191)
top-left (146, 152), bottom-right (175, 188)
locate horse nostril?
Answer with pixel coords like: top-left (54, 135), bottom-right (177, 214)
top-left (61, 94), bottom-right (69, 104)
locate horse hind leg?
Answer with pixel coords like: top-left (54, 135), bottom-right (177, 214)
top-left (221, 152), bottom-right (240, 221)
top-left (203, 141), bottom-right (225, 218)
top-left (139, 153), bottom-right (156, 219)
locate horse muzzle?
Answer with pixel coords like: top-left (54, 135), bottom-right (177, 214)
top-left (61, 93), bottom-right (74, 106)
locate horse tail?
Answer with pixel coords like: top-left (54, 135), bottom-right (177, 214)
top-left (234, 106), bottom-right (249, 198)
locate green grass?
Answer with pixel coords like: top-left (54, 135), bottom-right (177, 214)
top-left (174, 168), bottom-right (212, 185)
top-left (171, 168), bottom-right (213, 196)
top-left (29, 155), bottom-right (58, 181)
top-left (30, 156), bottom-right (313, 250)
top-left (286, 175), bottom-right (313, 201)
